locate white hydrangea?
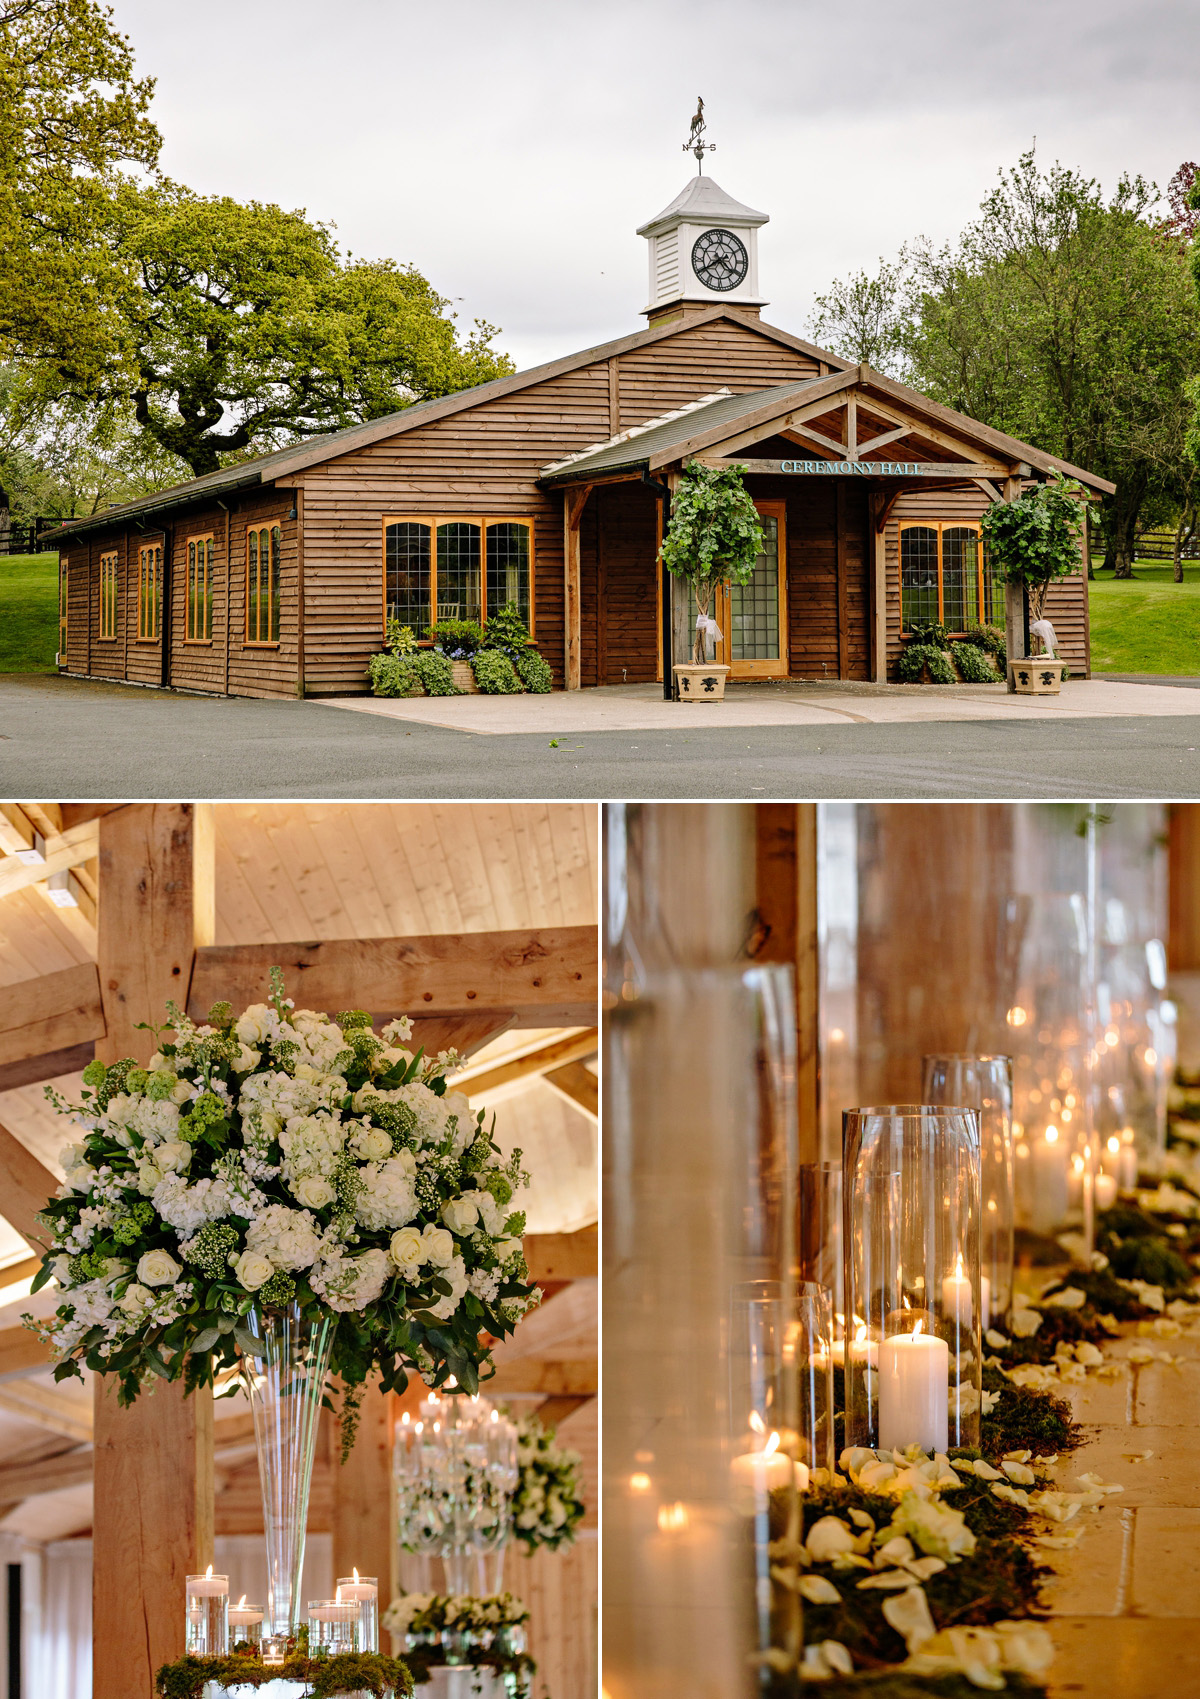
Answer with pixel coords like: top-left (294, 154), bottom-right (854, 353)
top-left (310, 1246), bottom-right (392, 1312)
top-left (152, 1174), bottom-right (233, 1237)
top-left (104, 1093), bottom-right (182, 1147)
top-left (279, 1112), bottom-right (345, 1184)
top-left (474, 1190), bottom-right (508, 1237)
top-left (394, 1084), bottom-right (451, 1148)
top-left (355, 1157), bottom-right (418, 1231)
top-left (245, 1203), bottom-right (322, 1270)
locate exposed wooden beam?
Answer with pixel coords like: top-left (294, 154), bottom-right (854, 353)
top-left (0, 1122), bottom-right (62, 1250)
top-left (0, 806), bottom-right (39, 858)
top-left (189, 928), bottom-right (597, 1028)
top-left (485, 1359), bottom-right (596, 1396)
top-left (532, 1394), bottom-right (593, 1428)
top-left (21, 804), bottom-right (63, 839)
top-left (0, 1040), bottom-right (95, 1094)
top-left (459, 1028), bottom-right (598, 1098)
top-left (543, 1059), bottom-right (598, 1119)
top-left (0, 818), bottom-right (98, 900)
top-left (0, 961), bottom-right (105, 1070)
top-left (408, 1012), bottom-right (516, 1063)
top-left (0, 1325), bottom-right (53, 1381)
top-left (0, 1255), bottom-right (47, 1295)
top-left (0, 1444), bottom-right (92, 1506)
top-left (749, 806), bottom-right (820, 1170)
top-left (524, 1227), bottom-right (598, 1284)
top-left (653, 367), bottom-right (859, 465)
top-left (0, 1381), bottom-right (92, 1443)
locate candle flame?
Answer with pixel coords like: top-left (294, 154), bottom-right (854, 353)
top-left (912, 1319), bottom-right (924, 1339)
top-left (1044, 1126), bottom-right (1058, 1143)
top-left (353, 1568), bottom-right (359, 1584)
top-left (954, 1252), bottom-right (964, 1279)
top-left (854, 1323), bottom-right (867, 1344)
top-left (749, 1409), bottom-right (765, 1434)
top-left (205, 1565), bottom-right (212, 1580)
top-left (764, 1430), bottom-right (781, 1456)
top-left (629, 1471), bottom-right (652, 1492)
top-left (1107, 1136), bottom-right (1121, 1155)
top-left (657, 1501), bottom-right (689, 1532)
top-left (238, 1595), bottom-right (247, 1609)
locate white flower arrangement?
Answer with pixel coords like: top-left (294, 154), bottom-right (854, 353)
top-left (509, 1411), bottom-right (587, 1551)
top-left (26, 973), bottom-right (540, 1405)
top-left (381, 1591), bottom-right (529, 1640)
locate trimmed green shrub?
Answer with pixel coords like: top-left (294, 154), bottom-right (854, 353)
top-left (412, 651), bottom-right (461, 696)
top-left (952, 640), bottom-right (1000, 683)
top-left (471, 650), bottom-right (523, 693)
top-left (426, 618), bottom-right (486, 657)
top-left (368, 652), bottom-right (422, 697)
top-left (897, 643), bottom-right (956, 683)
top-left (515, 648), bottom-right (553, 693)
top-left (965, 622), bottom-right (1007, 664)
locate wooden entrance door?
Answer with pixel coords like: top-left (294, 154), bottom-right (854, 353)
top-left (716, 500), bottom-right (787, 678)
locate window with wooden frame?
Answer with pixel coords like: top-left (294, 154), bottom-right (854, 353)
top-left (58, 559), bottom-right (68, 659)
top-left (137, 543), bottom-right (162, 641)
top-left (382, 516), bottom-right (534, 636)
top-left (246, 524), bottom-right (281, 645)
top-left (186, 534), bottom-right (214, 642)
top-left (99, 550), bottom-right (118, 640)
top-left (900, 520), bottom-right (996, 633)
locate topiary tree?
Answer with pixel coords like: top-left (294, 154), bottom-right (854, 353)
top-left (659, 463), bottom-right (764, 664)
top-left (979, 472), bottom-right (1085, 629)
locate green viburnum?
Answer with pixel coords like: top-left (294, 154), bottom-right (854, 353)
top-left (258, 1271), bottom-right (296, 1308)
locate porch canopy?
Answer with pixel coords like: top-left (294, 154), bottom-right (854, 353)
top-left (540, 362), bottom-right (1115, 690)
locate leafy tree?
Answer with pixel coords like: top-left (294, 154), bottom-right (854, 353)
top-left (979, 472), bottom-right (1085, 624)
top-left (29, 182), bottom-right (515, 477)
top-left (659, 463), bottom-right (764, 663)
top-left (0, 1), bottom-right (159, 385)
top-left (812, 149), bottom-right (1200, 577)
top-left (809, 257), bottom-right (911, 378)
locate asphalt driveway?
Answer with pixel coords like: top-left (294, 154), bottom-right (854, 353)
top-left (1, 673), bottom-right (1198, 800)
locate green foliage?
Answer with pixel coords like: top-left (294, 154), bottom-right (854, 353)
top-left (659, 462), bottom-right (765, 662)
top-left (951, 639), bottom-right (1000, 683)
top-left (979, 1374), bottom-right (1082, 1456)
top-left (980, 473), bottom-right (1085, 620)
top-left (515, 647), bottom-right (553, 693)
top-left (909, 619), bottom-right (951, 647)
top-left (471, 650), bottom-right (523, 694)
top-left (385, 618), bottom-right (417, 655)
top-left (368, 652), bottom-right (422, 697)
top-left (964, 623), bottom-right (1007, 663)
top-left (155, 1651), bottom-right (413, 1698)
top-left (1089, 563), bottom-right (1200, 674)
top-left (897, 643), bottom-right (956, 683)
top-left (426, 618), bottom-right (485, 657)
top-left (412, 650), bottom-right (460, 696)
top-left (482, 600), bottom-right (531, 656)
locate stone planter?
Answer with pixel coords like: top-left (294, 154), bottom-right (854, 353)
top-left (674, 662), bottom-right (730, 702)
top-left (450, 660), bottom-right (481, 694)
top-left (1009, 657), bottom-right (1063, 696)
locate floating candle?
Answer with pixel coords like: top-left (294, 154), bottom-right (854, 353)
top-left (730, 1428), bottom-right (792, 1512)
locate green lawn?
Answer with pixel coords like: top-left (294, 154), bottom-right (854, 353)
top-left (1088, 561), bottom-right (1200, 675)
top-left (0, 553), bottom-right (59, 672)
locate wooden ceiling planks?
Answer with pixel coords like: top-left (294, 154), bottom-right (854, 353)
top-left (0, 886), bottom-right (95, 989)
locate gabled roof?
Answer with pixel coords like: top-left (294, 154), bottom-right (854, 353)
top-left (42, 308), bottom-right (846, 543)
top-left (539, 362), bottom-right (1117, 495)
top-left (636, 174), bottom-right (769, 237)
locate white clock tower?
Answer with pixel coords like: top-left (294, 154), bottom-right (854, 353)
top-left (637, 174), bottom-right (769, 323)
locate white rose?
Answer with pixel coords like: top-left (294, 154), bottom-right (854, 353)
top-left (66, 1163), bottom-right (95, 1193)
top-left (119, 1282), bottom-right (153, 1316)
top-left (390, 1227), bottom-right (427, 1271)
top-left (236, 1005), bottom-right (273, 1045)
top-left (421, 1226), bottom-right (455, 1267)
top-left (442, 1196), bottom-right (479, 1235)
top-left (135, 1160), bottom-right (164, 1197)
top-left (156, 1141), bottom-right (191, 1174)
top-left (361, 1127), bottom-right (391, 1161)
top-left (392, 1147), bottom-right (417, 1176)
top-left (293, 1175), bottom-right (335, 1210)
top-left (232, 1250), bottom-right (275, 1291)
top-left (136, 1249), bottom-right (181, 1288)
top-left (102, 1258), bottom-right (130, 1281)
top-left (233, 1044), bottom-right (261, 1073)
top-left (495, 1236), bottom-right (523, 1263)
top-left (475, 1192), bottom-right (507, 1236)
top-left (171, 1080), bottom-right (193, 1105)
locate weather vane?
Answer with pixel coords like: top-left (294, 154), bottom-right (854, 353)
top-left (683, 97), bottom-right (716, 173)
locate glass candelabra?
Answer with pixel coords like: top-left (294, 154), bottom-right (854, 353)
top-left (394, 1392), bottom-right (520, 1594)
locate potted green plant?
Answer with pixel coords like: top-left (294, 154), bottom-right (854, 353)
top-left (979, 472), bottom-right (1084, 696)
top-left (659, 462), bottom-right (764, 702)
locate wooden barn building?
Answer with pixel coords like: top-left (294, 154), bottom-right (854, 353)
top-left (45, 173), bottom-right (1114, 697)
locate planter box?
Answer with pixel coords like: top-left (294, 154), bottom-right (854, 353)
top-left (450, 660), bottom-right (481, 694)
top-left (1009, 658), bottom-right (1063, 695)
top-left (674, 662), bottom-right (730, 702)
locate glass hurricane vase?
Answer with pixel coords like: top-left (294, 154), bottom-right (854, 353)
top-left (241, 1301), bottom-right (338, 1641)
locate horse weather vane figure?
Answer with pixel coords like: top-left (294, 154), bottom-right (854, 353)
top-left (684, 97), bottom-right (716, 172)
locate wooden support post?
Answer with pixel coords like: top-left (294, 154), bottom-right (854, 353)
top-left (93, 804), bottom-right (215, 1699)
top-left (563, 487), bottom-right (590, 692)
top-left (835, 486), bottom-right (850, 680)
top-left (750, 805), bottom-right (820, 1167)
top-left (871, 494), bottom-right (888, 682)
top-left (1003, 473), bottom-right (1024, 692)
top-left (1169, 805), bottom-right (1200, 972)
top-left (332, 1378), bottom-right (396, 1619)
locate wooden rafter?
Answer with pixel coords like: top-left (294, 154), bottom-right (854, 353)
top-left (0, 1324), bottom-right (55, 1381)
top-left (524, 1227), bottom-right (598, 1283)
top-left (543, 1059), bottom-right (598, 1119)
top-left (458, 1027), bottom-right (598, 1097)
top-left (0, 817), bottom-right (99, 900)
top-left (486, 1359), bottom-right (595, 1396)
top-left (0, 1382), bottom-right (91, 1443)
top-left (0, 1444), bottom-right (92, 1506)
top-left (188, 928), bottom-right (597, 1028)
top-left (0, 1040), bottom-right (96, 1094)
top-left (0, 1122), bottom-right (61, 1250)
top-left (0, 961), bottom-right (105, 1070)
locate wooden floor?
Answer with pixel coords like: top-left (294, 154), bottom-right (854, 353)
top-left (1038, 1294), bottom-right (1200, 1692)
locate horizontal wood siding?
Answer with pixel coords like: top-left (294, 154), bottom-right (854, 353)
top-left (615, 321), bottom-right (822, 428)
top-left (883, 485), bottom-right (1090, 678)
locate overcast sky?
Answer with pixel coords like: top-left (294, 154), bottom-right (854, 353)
top-left (110, 0), bottom-right (1199, 371)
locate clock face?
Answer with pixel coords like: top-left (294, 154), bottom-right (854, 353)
top-left (691, 227), bottom-right (749, 292)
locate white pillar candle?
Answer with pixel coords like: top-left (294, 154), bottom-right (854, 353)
top-left (1119, 1142), bottom-right (1138, 1190)
top-left (1095, 1173), bottom-right (1118, 1211)
top-left (848, 1325), bottom-right (879, 1368)
top-left (941, 1256), bottom-right (987, 1327)
top-left (794, 1459), bottom-right (810, 1493)
top-left (877, 1324), bottom-right (949, 1454)
top-left (185, 1569), bottom-right (228, 1658)
top-left (730, 1432), bottom-right (792, 1512)
top-left (336, 1572), bottom-right (379, 1653)
top-left (1030, 1128), bottom-right (1069, 1230)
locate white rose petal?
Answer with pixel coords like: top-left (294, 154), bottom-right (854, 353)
top-left (136, 1249), bottom-right (181, 1288)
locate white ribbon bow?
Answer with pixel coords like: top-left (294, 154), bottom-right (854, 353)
top-left (695, 613), bottom-right (724, 642)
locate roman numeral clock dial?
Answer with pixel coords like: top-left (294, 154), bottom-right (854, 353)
top-left (691, 227), bottom-right (748, 292)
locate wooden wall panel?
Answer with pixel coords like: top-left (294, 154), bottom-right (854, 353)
top-left (508, 1535), bottom-right (598, 1699)
top-left (1169, 804), bottom-right (1200, 972)
top-left (590, 484), bottom-right (659, 684)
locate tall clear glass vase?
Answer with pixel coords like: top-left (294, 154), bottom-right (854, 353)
top-left (241, 1302), bottom-right (338, 1640)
